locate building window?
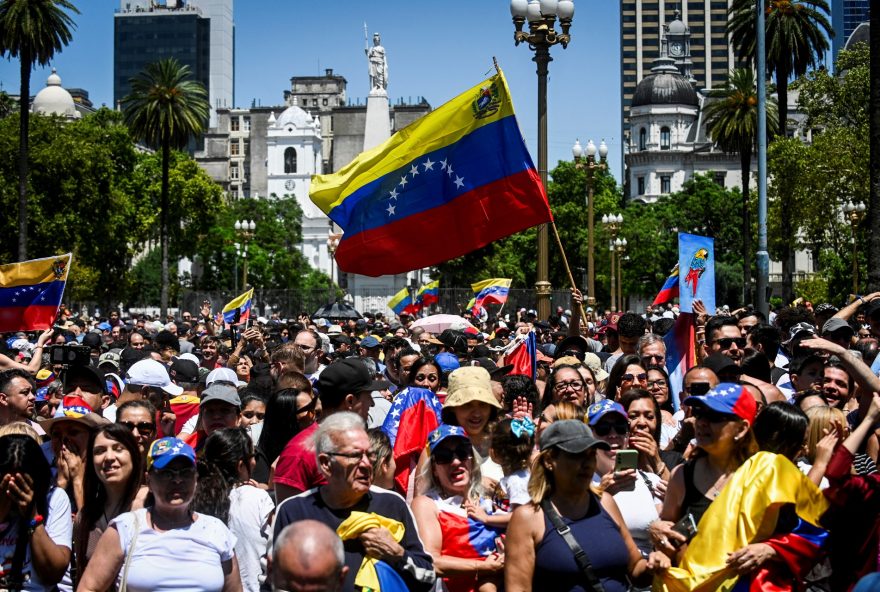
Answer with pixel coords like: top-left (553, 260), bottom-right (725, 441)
top-left (714, 172), bottom-right (726, 186)
top-left (230, 117), bottom-right (239, 132)
top-left (284, 148), bottom-right (297, 174)
top-left (639, 128), bottom-right (647, 151)
top-left (660, 175), bottom-right (671, 194)
top-left (243, 140), bottom-right (250, 156)
top-left (230, 164), bottom-right (239, 180)
top-left (637, 176), bottom-right (645, 195)
top-left (322, 98), bottom-right (328, 106)
top-left (660, 126), bottom-right (671, 150)
top-left (313, 99), bottom-right (318, 107)
top-left (230, 141), bottom-right (239, 156)
top-left (243, 117), bottom-right (251, 131)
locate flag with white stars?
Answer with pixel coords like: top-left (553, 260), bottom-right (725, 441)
top-left (309, 70), bottom-right (552, 277)
top-left (0, 253), bottom-right (71, 332)
top-left (381, 386), bottom-right (443, 493)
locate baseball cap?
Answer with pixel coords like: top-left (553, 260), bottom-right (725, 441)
top-left (200, 382), bottom-right (242, 408)
top-left (586, 400), bottom-right (628, 426)
top-left (783, 322), bottom-right (817, 346)
top-left (205, 367), bottom-right (242, 387)
top-left (63, 365), bottom-right (107, 395)
top-left (539, 420), bottom-right (611, 453)
top-left (42, 396), bottom-right (109, 431)
top-left (125, 359), bottom-right (183, 396)
top-left (35, 369), bottom-right (56, 388)
top-left (169, 358), bottom-right (200, 384)
top-left (702, 353), bottom-right (742, 378)
top-left (427, 424), bottom-right (470, 452)
top-left (147, 437), bottom-right (197, 471)
top-left (683, 382), bottom-right (758, 425)
top-left (814, 303), bottom-right (838, 315)
top-left (98, 351), bottom-right (121, 371)
top-left (82, 332), bottom-right (102, 349)
top-left (327, 325), bottom-right (344, 336)
top-left (316, 358), bottom-right (388, 394)
top-left (434, 352), bottom-right (460, 374)
top-left (554, 336), bottom-right (589, 360)
top-left (35, 387), bottom-right (49, 403)
top-left (360, 335), bottom-right (380, 348)
top-left (821, 318), bottom-right (854, 337)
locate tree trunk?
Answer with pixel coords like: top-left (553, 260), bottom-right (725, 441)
top-left (776, 65), bottom-right (795, 304)
top-left (160, 139), bottom-right (170, 320)
top-left (868, 7), bottom-right (880, 292)
top-left (742, 148), bottom-right (752, 306)
top-left (17, 51), bottom-right (31, 261)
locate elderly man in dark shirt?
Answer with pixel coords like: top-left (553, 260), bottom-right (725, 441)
top-left (273, 412), bottom-right (435, 591)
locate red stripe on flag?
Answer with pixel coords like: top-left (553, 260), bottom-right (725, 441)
top-left (0, 305), bottom-right (59, 333)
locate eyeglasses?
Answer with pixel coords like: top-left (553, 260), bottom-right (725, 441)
top-left (641, 354), bottom-right (665, 365)
top-left (692, 407), bottom-right (738, 424)
top-left (593, 421), bottom-right (629, 437)
top-left (554, 380), bottom-right (585, 392)
top-left (432, 443), bottom-right (474, 465)
top-left (717, 337), bottom-right (746, 350)
top-left (119, 421), bottom-right (156, 434)
top-left (241, 411), bottom-right (265, 420)
top-left (685, 382), bottom-right (712, 396)
top-left (621, 373), bottom-right (647, 383)
top-left (326, 449), bottom-right (370, 462)
top-left (152, 466), bottom-right (196, 481)
top-left (414, 373), bottom-right (439, 382)
top-left (646, 379), bottom-right (667, 389)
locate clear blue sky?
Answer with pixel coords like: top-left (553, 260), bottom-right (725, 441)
top-left (0, 1), bottom-right (624, 180)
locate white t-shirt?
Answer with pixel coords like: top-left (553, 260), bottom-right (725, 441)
top-left (593, 470), bottom-right (661, 555)
top-left (0, 487), bottom-right (72, 592)
top-left (496, 469), bottom-right (530, 511)
top-left (180, 413), bottom-right (200, 436)
top-left (228, 486), bottom-right (274, 592)
top-left (112, 509), bottom-right (236, 592)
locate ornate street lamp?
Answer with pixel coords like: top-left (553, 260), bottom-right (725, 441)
top-left (573, 139), bottom-right (608, 305)
top-left (843, 200), bottom-right (866, 294)
top-left (234, 219), bottom-right (256, 289)
top-left (602, 213), bottom-right (623, 311)
top-left (511, 0), bottom-right (574, 319)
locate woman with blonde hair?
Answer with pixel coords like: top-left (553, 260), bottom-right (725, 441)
top-left (801, 405), bottom-right (848, 488)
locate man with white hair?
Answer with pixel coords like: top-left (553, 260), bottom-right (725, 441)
top-left (273, 412), bottom-right (435, 591)
top-left (272, 520), bottom-right (348, 591)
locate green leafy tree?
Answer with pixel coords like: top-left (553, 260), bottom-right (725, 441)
top-left (0, 91), bottom-right (16, 118)
top-left (122, 58), bottom-right (209, 318)
top-left (0, 0), bottom-right (78, 260)
top-left (728, 0), bottom-right (832, 302)
top-left (704, 68), bottom-right (778, 304)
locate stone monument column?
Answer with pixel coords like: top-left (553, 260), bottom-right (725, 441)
top-left (363, 32), bottom-right (391, 150)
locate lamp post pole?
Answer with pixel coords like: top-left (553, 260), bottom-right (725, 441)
top-left (511, 0), bottom-right (574, 320)
top-left (602, 212), bottom-right (623, 311)
top-left (844, 200), bottom-right (866, 294)
top-left (234, 219), bottom-right (256, 290)
top-left (573, 139), bottom-right (608, 305)
top-left (615, 237), bottom-right (627, 311)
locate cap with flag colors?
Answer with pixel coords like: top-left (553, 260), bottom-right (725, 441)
top-left (222, 288), bottom-right (254, 326)
top-left (471, 278), bottom-right (512, 308)
top-left (416, 280), bottom-right (440, 308)
top-left (387, 286), bottom-right (416, 316)
top-left (309, 70), bottom-right (552, 277)
top-left (0, 254), bottom-right (71, 333)
top-left (652, 264), bottom-right (679, 306)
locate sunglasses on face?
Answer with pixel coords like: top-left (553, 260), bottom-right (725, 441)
top-left (432, 443), bottom-right (474, 465)
top-left (152, 466), bottom-right (196, 481)
top-left (641, 354), bottom-right (665, 364)
top-left (686, 382), bottom-right (712, 396)
top-left (119, 421), bottom-right (156, 434)
top-left (692, 407), bottom-right (738, 424)
top-left (717, 337), bottom-right (746, 349)
top-left (622, 373), bottom-right (647, 383)
top-left (593, 421), bottom-right (629, 437)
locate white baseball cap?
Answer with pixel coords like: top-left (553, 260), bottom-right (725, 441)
top-left (125, 359), bottom-right (183, 396)
top-left (205, 367), bottom-right (246, 388)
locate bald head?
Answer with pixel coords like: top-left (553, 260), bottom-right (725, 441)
top-left (272, 520), bottom-right (347, 592)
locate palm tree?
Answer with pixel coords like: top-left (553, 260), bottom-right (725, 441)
top-left (704, 68), bottom-right (779, 305)
top-left (0, 0), bottom-right (78, 261)
top-left (728, 0), bottom-right (832, 303)
top-left (122, 58), bottom-right (209, 318)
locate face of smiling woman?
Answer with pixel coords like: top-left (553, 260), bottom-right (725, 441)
top-left (92, 432), bottom-right (134, 489)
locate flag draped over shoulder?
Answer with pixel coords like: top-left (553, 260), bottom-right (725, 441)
top-left (381, 387), bottom-right (443, 494)
top-left (471, 278), bottom-right (512, 308)
top-left (652, 264), bottom-right (680, 306)
top-left (309, 70), bottom-right (552, 276)
top-left (0, 254), bottom-right (71, 333)
top-left (656, 452), bottom-right (829, 592)
top-left (664, 312), bottom-right (696, 411)
top-left (222, 288), bottom-right (254, 326)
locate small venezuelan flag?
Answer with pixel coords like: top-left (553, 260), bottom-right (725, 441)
top-left (387, 287), bottom-right (415, 316)
top-left (416, 280), bottom-right (440, 308)
top-left (309, 70), bottom-right (551, 276)
top-left (222, 288), bottom-right (254, 326)
top-left (472, 278), bottom-right (512, 308)
top-left (0, 254), bottom-right (71, 333)
top-left (652, 264), bottom-right (680, 306)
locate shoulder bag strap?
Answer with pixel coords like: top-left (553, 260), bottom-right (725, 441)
top-left (119, 511), bottom-right (141, 592)
top-left (540, 499), bottom-right (605, 592)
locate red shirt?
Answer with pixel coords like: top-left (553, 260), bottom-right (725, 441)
top-left (273, 422), bottom-right (326, 492)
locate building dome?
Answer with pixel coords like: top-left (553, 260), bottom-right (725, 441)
top-left (631, 57), bottom-right (698, 108)
top-left (273, 105), bottom-right (314, 130)
top-left (666, 9), bottom-right (687, 34)
top-left (32, 68), bottom-right (80, 119)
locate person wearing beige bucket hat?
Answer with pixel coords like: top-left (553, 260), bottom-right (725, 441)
top-left (440, 366), bottom-right (503, 484)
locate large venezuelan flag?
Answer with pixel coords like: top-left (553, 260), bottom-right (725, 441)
top-left (472, 278), bottom-right (512, 308)
top-left (652, 264), bottom-right (680, 306)
top-left (309, 71), bottom-right (551, 276)
top-left (0, 254), bottom-right (71, 332)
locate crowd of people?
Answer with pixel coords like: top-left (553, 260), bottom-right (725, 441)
top-left (0, 290), bottom-right (878, 591)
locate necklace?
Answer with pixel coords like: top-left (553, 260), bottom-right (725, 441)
top-left (706, 473), bottom-right (731, 498)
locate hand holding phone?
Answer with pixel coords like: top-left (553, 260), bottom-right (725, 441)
top-left (614, 449), bottom-right (639, 472)
top-left (670, 513), bottom-right (698, 548)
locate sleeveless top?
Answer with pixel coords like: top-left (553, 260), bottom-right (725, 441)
top-left (681, 459), bottom-right (714, 526)
top-left (534, 495), bottom-right (630, 592)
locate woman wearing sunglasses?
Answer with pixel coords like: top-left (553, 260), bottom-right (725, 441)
top-left (79, 437), bottom-right (241, 592)
top-left (651, 383), bottom-right (758, 558)
top-left (644, 365), bottom-right (680, 448)
top-left (412, 425), bottom-right (504, 592)
top-left (606, 355), bottom-right (648, 401)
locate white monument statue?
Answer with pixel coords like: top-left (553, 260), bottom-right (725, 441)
top-left (366, 31), bottom-right (388, 92)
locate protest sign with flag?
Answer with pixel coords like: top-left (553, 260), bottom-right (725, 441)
top-left (222, 288), bottom-right (254, 326)
top-left (652, 264), bottom-right (680, 306)
top-left (381, 387), bottom-right (443, 494)
top-left (0, 254), bottom-right (71, 333)
top-left (471, 278), bottom-right (512, 308)
top-left (309, 70), bottom-right (552, 276)
top-left (678, 233), bottom-right (715, 314)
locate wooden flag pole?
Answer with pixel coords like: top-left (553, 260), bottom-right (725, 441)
top-left (549, 220), bottom-right (590, 328)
